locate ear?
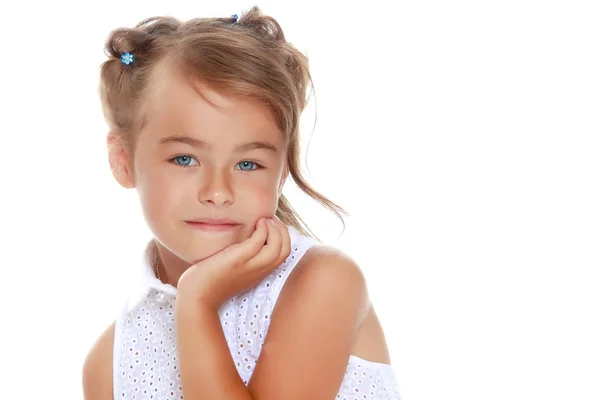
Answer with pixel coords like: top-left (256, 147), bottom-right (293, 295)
top-left (277, 165), bottom-right (289, 197)
top-left (107, 132), bottom-right (135, 189)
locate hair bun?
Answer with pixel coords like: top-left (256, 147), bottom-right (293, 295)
top-left (105, 17), bottom-right (179, 62)
top-left (239, 6), bottom-right (285, 41)
top-left (105, 28), bottom-right (148, 60)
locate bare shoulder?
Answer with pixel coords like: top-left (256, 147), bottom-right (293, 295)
top-left (300, 244), bottom-right (366, 277)
top-left (298, 245), bottom-right (392, 365)
top-left (82, 321), bottom-right (115, 400)
top-left (248, 245), bottom-right (371, 398)
top-left (291, 244), bottom-right (371, 322)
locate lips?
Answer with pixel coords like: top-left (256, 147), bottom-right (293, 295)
top-left (185, 218), bottom-right (239, 225)
top-left (184, 218), bottom-right (241, 231)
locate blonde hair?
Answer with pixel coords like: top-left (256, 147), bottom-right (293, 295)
top-left (99, 6), bottom-right (345, 239)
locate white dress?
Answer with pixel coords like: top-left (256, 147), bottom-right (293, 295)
top-left (113, 226), bottom-right (402, 399)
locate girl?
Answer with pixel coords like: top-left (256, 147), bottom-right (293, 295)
top-left (83, 6), bottom-right (401, 400)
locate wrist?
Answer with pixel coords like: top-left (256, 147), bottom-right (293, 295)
top-left (175, 294), bottom-right (219, 320)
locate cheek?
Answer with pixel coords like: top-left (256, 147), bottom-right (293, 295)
top-left (237, 177), bottom-right (280, 213)
top-left (138, 169), bottom-right (185, 223)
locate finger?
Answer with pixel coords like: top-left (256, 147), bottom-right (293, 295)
top-left (255, 219), bottom-right (282, 266)
top-left (242, 217), bottom-right (270, 258)
top-left (269, 217), bottom-right (290, 265)
top-left (276, 221), bottom-right (291, 264)
top-left (247, 219), bottom-right (282, 269)
top-left (222, 218), bottom-right (268, 264)
top-left (267, 218), bottom-right (284, 252)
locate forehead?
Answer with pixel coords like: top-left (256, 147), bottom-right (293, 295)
top-left (141, 62), bottom-right (283, 145)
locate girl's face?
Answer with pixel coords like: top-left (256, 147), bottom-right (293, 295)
top-left (127, 70), bottom-right (287, 263)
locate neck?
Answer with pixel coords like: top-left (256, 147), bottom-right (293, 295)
top-left (150, 240), bottom-right (193, 288)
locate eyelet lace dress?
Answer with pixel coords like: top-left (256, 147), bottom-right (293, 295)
top-left (113, 227), bottom-right (402, 399)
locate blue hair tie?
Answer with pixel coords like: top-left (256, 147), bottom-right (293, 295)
top-left (231, 14), bottom-right (238, 23)
top-left (121, 52), bottom-right (134, 65)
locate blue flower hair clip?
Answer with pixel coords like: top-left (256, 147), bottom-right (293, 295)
top-left (231, 14), bottom-right (238, 23)
top-left (121, 52), bottom-right (134, 65)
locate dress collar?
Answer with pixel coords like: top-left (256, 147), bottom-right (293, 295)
top-left (125, 225), bottom-right (304, 312)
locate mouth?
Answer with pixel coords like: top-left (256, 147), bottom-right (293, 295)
top-left (184, 218), bottom-right (242, 232)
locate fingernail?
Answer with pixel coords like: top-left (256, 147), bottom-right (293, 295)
top-left (268, 218), bottom-right (275, 225)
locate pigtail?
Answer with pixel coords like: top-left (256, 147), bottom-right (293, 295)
top-left (99, 18), bottom-right (178, 143)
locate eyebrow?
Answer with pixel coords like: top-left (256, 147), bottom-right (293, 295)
top-left (159, 135), bottom-right (278, 153)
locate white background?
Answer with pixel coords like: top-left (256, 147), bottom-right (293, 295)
top-left (0, 1), bottom-right (598, 399)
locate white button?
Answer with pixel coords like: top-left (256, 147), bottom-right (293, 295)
top-left (156, 292), bottom-right (167, 303)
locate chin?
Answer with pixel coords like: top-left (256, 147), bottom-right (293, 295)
top-left (184, 233), bottom-right (244, 263)
top-left (188, 247), bottom-right (226, 264)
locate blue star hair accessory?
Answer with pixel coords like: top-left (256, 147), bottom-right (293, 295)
top-left (121, 52), bottom-right (134, 65)
top-left (231, 14), bottom-right (238, 23)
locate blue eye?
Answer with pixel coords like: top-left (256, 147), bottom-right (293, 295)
top-left (172, 155), bottom-right (198, 167)
top-left (236, 161), bottom-right (258, 171)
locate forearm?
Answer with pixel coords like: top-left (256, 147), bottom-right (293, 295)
top-left (175, 299), bottom-right (253, 400)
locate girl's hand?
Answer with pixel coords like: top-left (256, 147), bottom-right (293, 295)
top-left (176, 217), bottom-right (291, 312)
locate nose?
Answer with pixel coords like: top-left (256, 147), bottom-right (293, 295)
top-left (198, 169), bottom-right (234, 207)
